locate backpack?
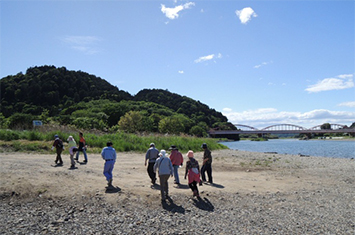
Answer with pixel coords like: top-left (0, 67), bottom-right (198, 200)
top-left (57, 140), bottom-right (63, 149)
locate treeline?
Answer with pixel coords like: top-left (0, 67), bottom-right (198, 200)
top-left (0, 65), bottom-right (236, 136)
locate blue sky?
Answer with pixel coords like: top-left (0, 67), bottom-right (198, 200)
top-left (1, 0), bottom-right (354, 129)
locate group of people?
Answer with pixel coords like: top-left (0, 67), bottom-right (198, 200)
top-left (51, 132), bottom-right (88, 168)
top-left (52, 134), bottom-right (214, 202)
top-left (145, 143), bottom-right (213, 202)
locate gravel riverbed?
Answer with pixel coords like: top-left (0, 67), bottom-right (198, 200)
top-left (0, 150), bottom-right (354, 234)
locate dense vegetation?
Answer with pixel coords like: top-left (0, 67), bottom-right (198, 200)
top-left (0, 65), bottom-right (236, 136)
top-left (0, 129), bottom-right (228, 153)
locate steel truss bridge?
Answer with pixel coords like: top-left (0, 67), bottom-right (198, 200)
top-left (209, 123), bottom-right (355, 136)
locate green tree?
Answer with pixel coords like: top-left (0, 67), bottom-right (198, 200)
top-left (189, 125), bottom-right (207, 137)
top-left (118, 111), bottom-right (144, 133)
top-left (321, 123), bottom-right (331, 130)
top-left (158, 116), bottom-right (185, 134)
top-left (8, 113), bottom-right (36, 129)
top-left (0, 113), bottom-right (9, 128)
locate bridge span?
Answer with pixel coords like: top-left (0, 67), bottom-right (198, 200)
top-left (209, 123), bottom-right (355, 137)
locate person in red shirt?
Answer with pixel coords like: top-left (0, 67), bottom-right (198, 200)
top-left (169, 145), bottom-right (183, 185)
top-left (75, 132), bottom-right (88, 163)
top-left (184, 150), bottom-right (201, 198)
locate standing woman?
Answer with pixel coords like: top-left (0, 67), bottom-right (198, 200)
top-left (67, 136), bottom-right (77, 169)
top-left (184, 150), bottom-right (201, 198)
top-left (75, 132), bottom-right (88, 163)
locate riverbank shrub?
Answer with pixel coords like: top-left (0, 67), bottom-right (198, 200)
top-left (0, 129), bottom-right (228, 153)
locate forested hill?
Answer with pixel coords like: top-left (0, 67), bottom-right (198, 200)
top-left (0, 65), bottom-right (132, 117)
top-left (0, 65), bottom-right (235, 135)
top-left (134, 89), bottom-right (227, 125)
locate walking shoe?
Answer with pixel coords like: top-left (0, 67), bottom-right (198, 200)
top-left (108, 179), bottom-right (113, 187)
top-left (199, 181), bottom-right (203, 186)
top-left (83, 160), bottom-right (87, 163)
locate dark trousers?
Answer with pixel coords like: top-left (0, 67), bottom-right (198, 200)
top-left (147, 162), bottom-right (156, 183)
top-left (189, 181), bottom-right (199, 195)
top-left (201, 163), bottom-right (213, 183)
top-left (55, 148), bottom-right (63, 164)
top-left (159, 174), bottom-right (170, 200)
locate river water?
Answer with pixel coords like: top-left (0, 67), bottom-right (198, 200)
top-left (220, 139), bottom-right (355, 159)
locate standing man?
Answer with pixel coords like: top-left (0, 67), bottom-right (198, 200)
top-left (145, 143), bottom-right (159, 185)
top-left (154, 150), bottom-right (173, 202)
top-left (201, 143), bottom-right (213, 184)
top-left (76, 132), bottom-right (88, 163)
top-left (52, 134), bottom-right (64, 165)
top-left (101, 141), bottom-right (117, 188)
top-left (169, 145), bottom-right (183, 185)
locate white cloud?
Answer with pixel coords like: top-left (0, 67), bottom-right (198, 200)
top-left (62, 36), bottom-right (101, 54)
top-left (254, 61), bottom-right (272, 69)
top-left (194, 53), bottom-right (222, 63)
top-left (338, 101), bottom-right (355, 108)
top-left (222, 108), bottom-right (355, 129)
top-left (222, 108), bottom-right (232, 112)
top-left (235, 7), bottom-right (257, 24)
top-left (161, 2), bottom-right (195, 20)
top-left (306, 74), bottom-right (354, 93)
top-left (178, 70), bottom-right (184, 74)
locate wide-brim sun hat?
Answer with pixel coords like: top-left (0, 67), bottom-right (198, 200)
top-left (187, 150), bottom-right (194, 158)
top-left (169, 145), bottom-right (177, 150)
top-left (159, 149), bottom-right (166, 157)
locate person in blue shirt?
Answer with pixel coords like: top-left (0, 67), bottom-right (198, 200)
top-left (154, 150), bottom-right (173, 202)
top-left (101, 141), bottom-right (117, 188)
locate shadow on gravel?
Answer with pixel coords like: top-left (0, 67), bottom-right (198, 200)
top-left (150, 184), bottom-right (161, 190)
top-left (51, 164), bottom-right (63, 167)
top-left (173, 184), bottom-right (189, 189)
top-left (205, 183), bottom-right (224, 189)
top-left (105, 186), bottom-right (121, 194)
top-left (162, 197), bottom-right (185, 214)
top-left (192, 197), bottom-right (214, 212)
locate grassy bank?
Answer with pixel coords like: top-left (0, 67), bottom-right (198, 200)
top-left (0, 129), bottom-right (228, 154)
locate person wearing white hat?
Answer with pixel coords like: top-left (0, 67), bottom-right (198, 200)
top-left (154, 150), bottom-right (173, 202)
top-left (67, 136), bottom-right (77, 169)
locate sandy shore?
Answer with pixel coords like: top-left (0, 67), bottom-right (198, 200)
top-left (0, 149), bottom-right (354, 234)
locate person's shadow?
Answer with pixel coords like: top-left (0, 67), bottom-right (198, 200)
top-left (51, 164), bottom-right (63, 167)
top-left (192, 197), bottom-right (214, 212)
top-left (173, 184), bottom-right (189, 189)
top-left (204, 182), bottom-right (224, 189)
top-left (150, 184), bottom-right (161, 190)
top-left (105, 186), bottom-right (121, 194)
top-left (68, 166), bottom-right (78, 170)
top-left (162, 197), bottom-right (185, 214)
